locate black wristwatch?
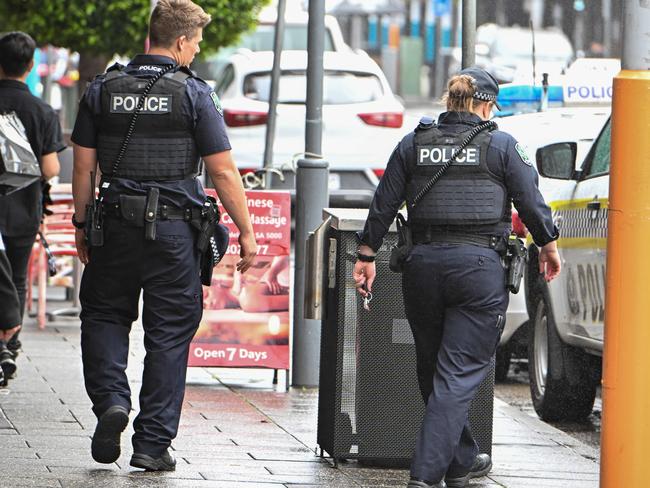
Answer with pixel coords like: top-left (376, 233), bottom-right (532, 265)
top-left (356, 251), bottom-right (376, 263)
top-left (71, 213), bottom-right (85, 230)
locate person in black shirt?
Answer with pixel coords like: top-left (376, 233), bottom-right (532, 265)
top-left (0, 32), bottom-right (64, 374)
top-left (71, 0), bottom-right (256, 472)
top-left (354, 69), bottom-right (561, 488)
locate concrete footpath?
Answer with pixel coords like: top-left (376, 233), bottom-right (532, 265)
top-left (0, 313), bottom-right (600, 488)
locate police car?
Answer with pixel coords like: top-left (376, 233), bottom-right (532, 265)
top-left (494, 60), bottom-right (618, 421)
top-left (494, 107), bottom-right (610, 385)
top-left (212, 49), bottom-right (416, 207)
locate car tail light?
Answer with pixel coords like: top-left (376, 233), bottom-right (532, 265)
top-left (372, 169), bottom-right (385, 179)
top-left (512, 210), bottom-right (528, 238)
top-left (358, 112), bottom-right (404, 128)
top-left (223, 109), bottom-right (268, 127)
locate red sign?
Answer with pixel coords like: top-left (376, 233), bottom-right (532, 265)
top-left (188, 190), bottom-right (291, 369)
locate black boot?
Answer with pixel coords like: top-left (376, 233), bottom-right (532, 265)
top-left (445, 454), bottom-right (492, 488)
top-left (0, 346), bottom-right (16, 380)
top-left (91, 405), bottom-right (129, 464)
top-left (130, 448), bottom-right (176, 471)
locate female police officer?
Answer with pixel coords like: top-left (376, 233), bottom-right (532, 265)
top-left (353, 68), bottom-right (561, 488)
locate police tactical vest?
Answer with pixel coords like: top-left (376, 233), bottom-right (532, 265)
top-left (406, 124), bottom-right (511, 233)
top-left (96, 65), bottom-right (200, 181)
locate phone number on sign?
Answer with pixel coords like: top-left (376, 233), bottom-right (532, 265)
top-left (227, 244), bottom-right (269, 255)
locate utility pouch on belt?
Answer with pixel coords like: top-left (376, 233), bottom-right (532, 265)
top-left (504, 234), bottom-right (527, 294)
top-left (85, 171), bottom-right (105, 248)
top-left (144, 188), bottom-right (159, 240)
top-left (389, 214), bottom-right (412, 273)
top-left (119, 195), bottom-right (146, 227)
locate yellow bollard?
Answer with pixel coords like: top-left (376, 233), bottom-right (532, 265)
top-left (601, 70), bottom-right (650, 487)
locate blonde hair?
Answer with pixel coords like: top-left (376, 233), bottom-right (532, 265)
top-left (442, 74), bottom-right (489, 113)
top-left (149, 0), bottom-right (211, 48)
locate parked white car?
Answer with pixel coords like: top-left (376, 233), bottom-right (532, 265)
top-left (494, 107), bottom-right (610, 382)
top-left (214, 49), bottom-right (417, 207)
top-left (194, 6), bottom-right (350, 82)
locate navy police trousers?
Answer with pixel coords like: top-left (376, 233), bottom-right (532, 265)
top-left (79, 218), bottom-right (202, 456)
top-left (403, 243), bottom-right (508, 483)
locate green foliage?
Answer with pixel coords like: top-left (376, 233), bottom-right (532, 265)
top-left (0, 0), bottom-right (269, 56)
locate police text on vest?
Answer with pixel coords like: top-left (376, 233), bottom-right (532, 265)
top-left (110, 94), bottom-right (172, 114)
top-left (417, 145), bottom-right (480, 166)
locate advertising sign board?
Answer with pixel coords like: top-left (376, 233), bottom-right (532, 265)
top-left (188, 190), bottom-right (291, 369)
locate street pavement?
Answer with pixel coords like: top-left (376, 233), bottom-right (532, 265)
top-left (0, 309), bottom-right (600, 488)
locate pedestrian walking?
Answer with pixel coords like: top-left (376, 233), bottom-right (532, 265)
top-left (0, 31), bottom-right (64, 379)
top-left (0, 230), bottom-right (22, 386)
top-left (71, 0), bottom-right (257, 471)
top-left (353, 67), bottom-right (561, 488)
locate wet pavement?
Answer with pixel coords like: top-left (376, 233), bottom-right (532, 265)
top-left (494, 360), bottom-right (602, 450)
top-left (0, 311), bottom-right (600, 487)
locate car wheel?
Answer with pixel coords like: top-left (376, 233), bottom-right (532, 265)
top-left (495, 346), bottom-right (511, 382)
top-left (528, 286), bottom-right (597, 421)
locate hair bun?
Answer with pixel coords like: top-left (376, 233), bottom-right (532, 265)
top-left (447, 74), bottom-right (476, 99)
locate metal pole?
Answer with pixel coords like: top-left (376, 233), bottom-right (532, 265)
top-left (262, 0), bottom-right (287, 189)
top-left (601, 1), bottom-right (650, 487)
top-left (602, 0), bottom-right (612, 57)
top-left (433, 13), bottom-right (444, 97)
top-left (292, 0), bottom-right (329, 387)
top-left (461, 0), bottom-right (476, 68)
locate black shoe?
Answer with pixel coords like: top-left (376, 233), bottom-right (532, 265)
top-left (0, 366), bottom-right (5, 387)
top-left (130, 449), bottom-right (176, 471)
top-left (6, 338), bottom-right (21, 356)
top-left (0, 347), bottom-right (16, 380)
top-left (91, 405), bottom-right (129, 464)
top-left (445, 454), bottom-right (492, 488)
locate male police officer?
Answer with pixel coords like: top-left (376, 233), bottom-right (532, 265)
top-left (353, 68), bottom-right (561, 487)
top-left (71, 0), bottom-right (256, 471)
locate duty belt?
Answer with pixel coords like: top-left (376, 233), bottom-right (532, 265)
top-left (412, 228), bottom-right (503, 250)
top-left (102, 203), bottom-right (202, 221)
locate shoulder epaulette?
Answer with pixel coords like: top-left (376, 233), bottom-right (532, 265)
top-left (415, 115), bottom-right (435, 132)
top-left (106, 62), bottom-right (125, 73)
top-left (164, 65), bottom-right (196, 84)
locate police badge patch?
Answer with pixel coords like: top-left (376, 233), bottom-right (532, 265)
top-left (210, 92), bottom-right (223, 116)
top-left (515, 143), bottom-right (532, 166)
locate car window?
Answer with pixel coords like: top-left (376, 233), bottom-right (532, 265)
top-left (239, 25), bottom-right (334, 51)
top-left (215, 64), bottom-right (235, 97)
top-left (243, 70), bottom-right (384, 104)
top-left (584, 119), bottom-right (611, 177)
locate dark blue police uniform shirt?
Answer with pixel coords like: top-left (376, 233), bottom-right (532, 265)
top-left (360, 111), bottom-right (559, 252)
top-left (71, 54), bottom-right (231, 208)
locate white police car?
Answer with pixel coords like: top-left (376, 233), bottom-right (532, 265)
top-left (523, 114), bottom-right (611, 421)
top-left (493, 107), bottom-right (610, 383)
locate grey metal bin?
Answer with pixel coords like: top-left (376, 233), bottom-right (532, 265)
top-left (309, 208), bottom-right (495, 466)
